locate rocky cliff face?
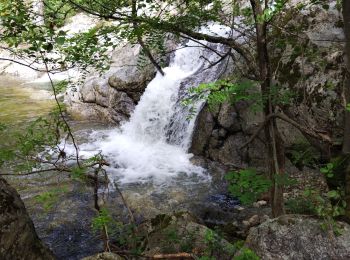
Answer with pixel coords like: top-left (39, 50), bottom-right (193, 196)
top-left (0, 177), bottom-right (55, 260)
top-left (66, 44), bottom-right (157, 124)
top-left (190, 2), bottom-right (345, 172)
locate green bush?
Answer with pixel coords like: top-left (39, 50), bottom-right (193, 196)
top-left (225, 169), bottom-right (271, 205)
top-left (234, 247), bottom-right (260, 260)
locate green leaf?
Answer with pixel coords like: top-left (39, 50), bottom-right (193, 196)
top-left (327, 190), bottom-right (340, 199)
top-left (55, 36), bottom-right (65, 45)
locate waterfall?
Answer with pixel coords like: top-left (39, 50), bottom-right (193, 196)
top-left (77, 24), bottom-right (230, 184)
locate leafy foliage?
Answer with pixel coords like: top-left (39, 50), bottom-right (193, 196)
top-left (0, 109), bottom-right (67, 170)
top-left (294, 188), bottom-right (347, 235)
top-left (43, 0), bottom-right (77, 28)
top-left (225, 169), bottom-right (272, 205)
top-left (92, 208), bottom-right (114, 233)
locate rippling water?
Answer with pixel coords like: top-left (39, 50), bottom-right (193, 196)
top-left (0, 76), bottom-right (55, 125)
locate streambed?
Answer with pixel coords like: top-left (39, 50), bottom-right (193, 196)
top-left (0, 76), bottom-right (241, 259)
top-left (0, 25), bottom-right (244, 259)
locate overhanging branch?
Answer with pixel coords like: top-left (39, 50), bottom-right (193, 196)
top-left (241, 112), bottom-right (332, 149)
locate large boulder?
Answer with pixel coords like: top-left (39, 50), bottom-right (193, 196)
top-left (138, 212), bottom-right (236, 259)
top-left (0, 177), bottom-right (55, 260)
top-left (190, 105), bottom-right (216, 155)
top-left (66, 43), bottom-right (156, 124)
top-left (244, 215), bottom-right (350, 260)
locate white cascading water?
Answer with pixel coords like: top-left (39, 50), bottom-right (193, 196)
top-left (77, 24), bottom-right (230, 185)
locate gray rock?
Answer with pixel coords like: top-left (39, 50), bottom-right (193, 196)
top-left (190, 105), bottom-right (215, 155)
top-left (207, 160), bottom-right (229, 183)
top-left (218, 102), bottom-right (241, 132)
top-left (0, 177), bottom-right (55, 260)
top-left (219, 128), bottom-right (228, 138)
top-left (81, 79), bottom-right (97, 103)
top-left (66, 44), bottom-right (157, 124)
top-left (208, 133), bottom-right (248, 168)
top-left (209, 136), bottom-right (222, 149)
top-left (190, 155), bottom-right (208, 168)
top-left (245, 215), bottom-right (350, 260)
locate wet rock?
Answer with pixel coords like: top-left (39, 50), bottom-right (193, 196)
top-left (218, 102), bottom-right (241, 132)
top-left (190, 105), bottom-right (215, 155)
top-left (189, 156), bottom-right (208, 168)
top-left (191, 200), bottom-right (271, 240)
top-left (0, 177), bottom-right (55, 260)
top-left (245, 215), bottom-right (350, 260)
top-left (208, 136), bottom-right (222, 149)
top-left (219, 128), bottom-right (228, 138)
top-left (208, 133), bottom-right (248, 168)
top-left (66, 44), bottom-right (156, 124)
top-left (206, 159), bottom-right (229, 184)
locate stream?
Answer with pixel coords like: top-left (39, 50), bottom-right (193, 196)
top-left (0, 77), bottom-right (55, 124)
top-left (0, 25), bottom-right (241, 259)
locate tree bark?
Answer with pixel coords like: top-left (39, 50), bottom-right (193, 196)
top-left (250, 0), bottom-right (285, 217)
top-left (342, 0), bottom-right (350, 219)
top-left (0, 177), bottom-right (55, 260)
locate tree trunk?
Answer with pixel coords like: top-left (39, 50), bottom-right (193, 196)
top-left (250, 0), bottom-right (285, 217)
top-left (342, 0), bottom-right (350, 219)
top-left (0, 177), bottom-right (55, 260)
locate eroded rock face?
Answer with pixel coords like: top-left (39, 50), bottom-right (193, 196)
top-left (67, 36), bottom-right (178, 124)
top-left (0, 177), bottom-right (55, 260)
top-left (190, 1), bottom-right (345, 173)
top-left (244, 215), bottom-right (350, 260)
top-left (190, 101), bottom-right (261, 170)
top-left (66, 44), bottom-right (156, 124)
top-left (274, 2), bottom-right (345, 152)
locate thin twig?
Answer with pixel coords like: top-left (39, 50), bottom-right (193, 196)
top-left (42, 56), bottom-right (81, 168)
top-left (115, 183), bottom-right (135, 225)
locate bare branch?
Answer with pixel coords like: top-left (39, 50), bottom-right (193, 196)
top-left (241, 112), bottom-right (332, 149)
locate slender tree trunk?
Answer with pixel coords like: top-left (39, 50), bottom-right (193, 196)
top-left (342, 0), bottom-right (350, 219)
top-left (250, 0), bottom-right (285, 217)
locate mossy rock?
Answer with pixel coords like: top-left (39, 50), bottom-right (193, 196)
top-left (139, 212), bottom-right (236, 259)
